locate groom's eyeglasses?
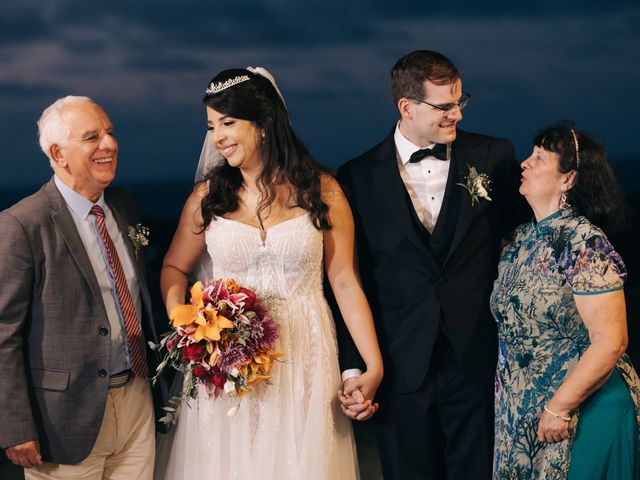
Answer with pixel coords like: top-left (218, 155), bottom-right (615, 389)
top-left (411, 91), bottom-right (471, 113)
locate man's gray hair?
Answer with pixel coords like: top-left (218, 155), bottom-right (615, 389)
top-left (37, 95), bottom-right (95, 166)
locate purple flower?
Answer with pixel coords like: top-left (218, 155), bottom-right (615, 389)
top-left (217, 345), bottom-right (248, 373)
top-left (607, 250), bottom-right (627, 278)
top-left (247, 313), bottom-right (279, 352)
top-left (592, 236), bottom-right (614, 256)
top-left (573, 244), bottom-right (594, 273)
top-left (558, 247), bottom-right (573, 271)
top-left (533, 247), bottom-right (555, 276)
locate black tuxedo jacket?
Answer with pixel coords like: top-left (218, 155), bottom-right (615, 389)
top-left (337, 128), bottom-right (526, 394)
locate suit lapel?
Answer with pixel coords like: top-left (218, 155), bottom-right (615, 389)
top-left (46, 179), bottom-right (103, 303)
top-left (443, 132), bottom-right (488, 266)
top-left (370, 132), bottom-right (440, 272)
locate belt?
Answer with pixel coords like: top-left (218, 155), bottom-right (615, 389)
top-left (108, 370), bottom-right (132, 389)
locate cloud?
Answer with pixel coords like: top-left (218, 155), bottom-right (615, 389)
top-left (0, 2), bottom-right (638, 190)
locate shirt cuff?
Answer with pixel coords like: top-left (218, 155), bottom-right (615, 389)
top-left (341, 368), bottom-right (363, 382)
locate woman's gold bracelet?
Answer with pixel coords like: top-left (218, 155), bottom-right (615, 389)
top-left (544, 405), bottom-right (571, 422)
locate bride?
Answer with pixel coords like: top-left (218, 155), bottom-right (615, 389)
top-left (156, 67), bottom-right (383, 479)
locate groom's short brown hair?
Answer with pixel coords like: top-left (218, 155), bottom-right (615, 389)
top-left (390, 50), bottom-right (461, 106)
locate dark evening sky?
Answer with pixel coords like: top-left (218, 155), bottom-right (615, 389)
top-left (1, 1), bottom-right (638, 202)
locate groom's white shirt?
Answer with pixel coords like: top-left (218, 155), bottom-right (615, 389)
top-left (395, 122), bottom-right (450, 234)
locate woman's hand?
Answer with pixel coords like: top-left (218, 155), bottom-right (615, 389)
top-left (345, 369), bottom-right (382, 403)
top-left (535, 290), bottom-right (628, 445)
top-left (537, 408), bottom-right (570, 443)
top-left (339, 370), bottom-right (382, 421)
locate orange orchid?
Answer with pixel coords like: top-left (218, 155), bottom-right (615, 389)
top-left (169, 281), bottom-right (234, 342)
top-left (193, 307), bottom-right (234, 342)
top-left (238, 349), bottom-right (284, 395)
top-left (169, 281), bottom-right (205, 327)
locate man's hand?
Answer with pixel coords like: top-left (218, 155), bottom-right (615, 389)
top-left (5, 440), bottom-right (42, 468)
top-left (338, 376), bottom-right (379, 421)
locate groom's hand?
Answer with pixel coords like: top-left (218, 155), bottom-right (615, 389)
top-left (338, 377), bottom-right (379, 421)
top-left (5, 440), bottom-right (42, 468)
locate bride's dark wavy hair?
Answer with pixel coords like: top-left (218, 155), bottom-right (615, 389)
top-left (200, 68), bottom-right (331, 231)
top-left (534, 122), bottom-right (628, 235)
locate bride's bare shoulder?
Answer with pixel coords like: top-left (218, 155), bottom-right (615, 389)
top-left (194, 181), bottom-right (209, 198)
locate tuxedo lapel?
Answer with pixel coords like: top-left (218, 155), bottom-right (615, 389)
top-left (430, 152), bottom-right (459, 238)
top-left (443, 132), bottom-right (489, 266)
top-left (45, 179), bottom-right (103, 304)
top-left (370, 133), bottom-right (440, 272)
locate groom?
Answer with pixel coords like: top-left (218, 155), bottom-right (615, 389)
top-left (0, 96), bottom-right (167, 479)
top-left (338, 50), bottom-right (527, 478)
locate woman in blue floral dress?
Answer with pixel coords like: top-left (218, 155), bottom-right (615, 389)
top-left (491, 124), bottom-right (640, 479)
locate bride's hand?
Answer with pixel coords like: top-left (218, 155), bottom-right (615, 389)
top-left (338, 388), bottom-right (377, 420)
top-left (345, 369), bottom-right (382, 402)
top-left (338, 370), bottom-right (382, 421)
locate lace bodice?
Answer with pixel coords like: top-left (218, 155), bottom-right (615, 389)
top-left (205, 213), bottom-right (324, 299)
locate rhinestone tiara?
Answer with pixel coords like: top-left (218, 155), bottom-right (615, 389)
top-left (205, 75), bottom-right (251, 95)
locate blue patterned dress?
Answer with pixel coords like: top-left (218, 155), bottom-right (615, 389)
top-left (490, 208), bottom-right (640, 479)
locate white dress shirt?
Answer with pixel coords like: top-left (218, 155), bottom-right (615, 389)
top-left (394, 122), bottom-right (451, 233)
top-left (55, 175), bottom-right (142, 375)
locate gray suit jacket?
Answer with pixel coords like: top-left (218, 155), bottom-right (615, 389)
top-left (0, 177), bottom-right (168, 464)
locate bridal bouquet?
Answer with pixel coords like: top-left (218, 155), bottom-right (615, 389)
top-left (151, 278), bottom-right (282, 423)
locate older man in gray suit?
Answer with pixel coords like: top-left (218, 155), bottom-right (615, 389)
top-left (0, 96), bottom-right (166, 479)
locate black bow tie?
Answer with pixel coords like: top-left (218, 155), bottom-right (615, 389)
top-left (408, 143), bottom-right (448, 163)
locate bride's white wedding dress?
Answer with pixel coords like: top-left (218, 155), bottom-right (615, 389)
top-left (156, 213), bottom-right (359, 479)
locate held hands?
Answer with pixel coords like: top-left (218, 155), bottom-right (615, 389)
top-left (338, 370), bottom-right (382, 421)
top-left (5, 440), bottom-right (42, 468)
top-left (537, 407), bottom-right (571, 444)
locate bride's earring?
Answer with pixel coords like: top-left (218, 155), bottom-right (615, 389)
top-left (559, 191), bottom-right (570, 209)
top-left (261, 130), bottom-right (266, 139)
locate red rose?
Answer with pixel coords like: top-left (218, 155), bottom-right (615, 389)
top-left (212, 370), bottom-right (226, 388)
top-left (238, 288), bottom-right (256, 308)
top-left (193, 365), bottom-right (208, 378)
top-left (166, 337), bottom-right (177, 352)
top-left (182, 343), bottom-right (204, 361)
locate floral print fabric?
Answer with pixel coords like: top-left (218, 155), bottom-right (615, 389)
top-left (490, 208), bottom-right (640, 479)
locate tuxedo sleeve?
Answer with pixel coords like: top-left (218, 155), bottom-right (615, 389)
top-left (0, 213), bottom-right (39, 449)
top-left (332, 164), bottom-right (367, 373)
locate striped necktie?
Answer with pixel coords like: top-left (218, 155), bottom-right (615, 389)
top-left (90, 205), bottom-right (148, 378)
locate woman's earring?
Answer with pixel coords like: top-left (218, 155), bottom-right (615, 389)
top-left (559, 191), bottom-right (570, 209)
top-left (261, 130), bottom-right (266, 139)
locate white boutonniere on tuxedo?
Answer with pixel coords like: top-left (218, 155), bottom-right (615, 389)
top-left (458, 165), bottom-right (492, 206)
top-left (127, 224), bottom-right (150, 259)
